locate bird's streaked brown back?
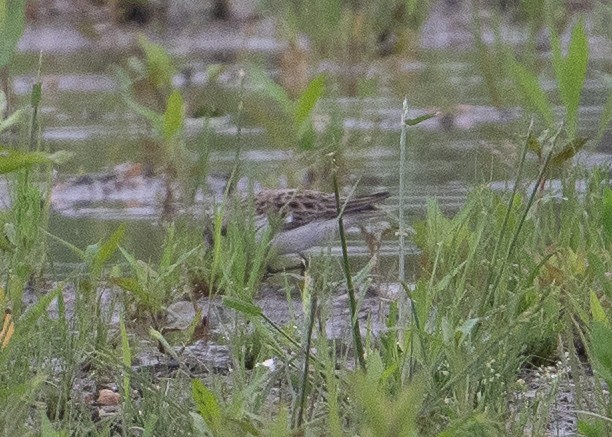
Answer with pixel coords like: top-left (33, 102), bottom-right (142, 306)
top-left (253, 189), bottom-right (390, 230)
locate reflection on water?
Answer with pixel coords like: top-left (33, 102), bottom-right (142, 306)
top-left (4, 3), bottom-right (612, 272)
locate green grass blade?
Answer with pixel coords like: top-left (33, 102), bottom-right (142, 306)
top-left (0, 149), bottom-right (56, 174)
top-left (91, 224), bottom-right (125, 277)
top-left (0, 108), bottom-right (25, 133)
top-left (249, 67), bottom-right (292, 111)
top-left (556, 18), bottom-right (589, 137)
top-left (590, 292), bottom-right (609, 326)
top-left (0, 0), bottom-right (26, 69)
top-left (601, 187), bottom-right (612, 243)
top-left (222, 296), bottom-right (263, 317)
top-left (404, 112), bottom-right (437, 126)
top-left (163, 89), bottom-right (184, 140)
top-left (551, 137), bottom-right (588, 166)
top-left (294, 73), bottom-right (325, 126)
top-left (138, 35), bottom-right (176, 89)
top-left (120, 315), bottom-right (132, 402)
top-left (509, 57), bottom-right (554, 127)
top-left (596, 82), bottom-right (612, 143)
top-left (192, 379), bottom-right (222, 432)
top-left (590, 321), bottom-right (612, 389)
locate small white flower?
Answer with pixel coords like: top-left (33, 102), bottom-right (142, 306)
top-left (256, 358), bottom-right (277, 371)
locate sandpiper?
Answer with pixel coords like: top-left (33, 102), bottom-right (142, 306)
top-left (212, 188), bottom-right (391, 256)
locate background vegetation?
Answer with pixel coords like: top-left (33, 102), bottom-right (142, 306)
top-left (1, 0), bottom-right (612, 436)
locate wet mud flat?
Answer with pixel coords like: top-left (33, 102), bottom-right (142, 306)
top-left (28, 281), bottom-right (590, 435)
top-left (26, 280), bottom-right (402, 425)
top-left (41, 280), bottom-right (404, 370)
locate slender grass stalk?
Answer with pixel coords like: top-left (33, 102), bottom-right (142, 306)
top-left (228, 68), bottom-right (246, 194)
top-left (120, 314), bottom-right (132, 432)
top-left (28, 53), bottom-right (43, 152)
top-left (207, 70), bottom-right (246, 301)
top-left (294, 278), bottom-right (317, 429)
top-left (421, 285), bottom-right (556, 416)
top-left (8, 75), bottom-right (47, 315)
top-left (398, 98), bottom-right (409, 282)
top-left (482, 119), bottom-right (533, 304)
top-left (485, 123), bottom-right (562, 310)
top-left (331, 156), bottom-right (366, 371)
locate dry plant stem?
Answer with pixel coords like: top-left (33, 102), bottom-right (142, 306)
top-left (332, 159), bottom-right (366, 372)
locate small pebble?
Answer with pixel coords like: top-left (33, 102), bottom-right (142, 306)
top-left (97, 389), bottom-right (121, 406)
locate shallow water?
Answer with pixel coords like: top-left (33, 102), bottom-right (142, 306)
top-left (4, 1), bottom-right (612, 274)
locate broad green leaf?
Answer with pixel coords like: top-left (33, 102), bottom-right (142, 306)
top-left (297, 122), bottom-right (315, 150)
top-left (249, 68), bottom-right (292, 111)
top-left (119, 246), bottom-right (139, 269)
top-left (556, 18), bottom-right (588, 137)
top-left (0, 148), bottom-right (55, 174)
top-left (232, 418), bottom-right (261, 436)
top-left (190, 412), bottom-right (209, 435)
top-left (192, 379), bottom-right (222, 431)
top-left (0, 0), bottom-right (26, 69)
top-left (110, 276), bottom-right (157, 307)
top-left (0, 108), bottom-right (24, 133)
top-left (138, 35), bottom-right (175, 90)
top-left (222, 296), bottom-right (263, 316)
top-left (509, 56), bottom-right (554, 127)
top-left (156, 245), bottom-right (200, 282)
top-left (40, 409), bottom-right (66, 437)
top-left (591, 321), bottom-right (612, 388)
top-left (110, 276), bottom-right (143, 294)
top-left (550, 137), bottom-right (588, 166)
top-left (590, 292), bottom-right (608, 326)
top-left (455, 317), bottom-right (479, 342)
top-left (294, 74), bottom-right (325, 126)
top-left (597, 83), bottom-right (612, 142)
top-left (43, 229), bottom-right (86, 260)
top-left (434, 261), bottom-right (467, 294)
top-left (91, 225), bottom-right (125, 277)
top-left (0, 221), bottom-right (14, 252)
top-left (18, 287), bottom-right (60, 333)
top-left (163, 89), bottom-right (184, 139)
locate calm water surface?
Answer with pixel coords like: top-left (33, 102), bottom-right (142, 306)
top-left (6, 4), bottom-right (612, 274)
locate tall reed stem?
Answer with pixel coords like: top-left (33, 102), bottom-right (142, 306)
top-left (398, 98), bottom-right (409, 282)
top-left (332, 156), bottom-right (366, 371)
